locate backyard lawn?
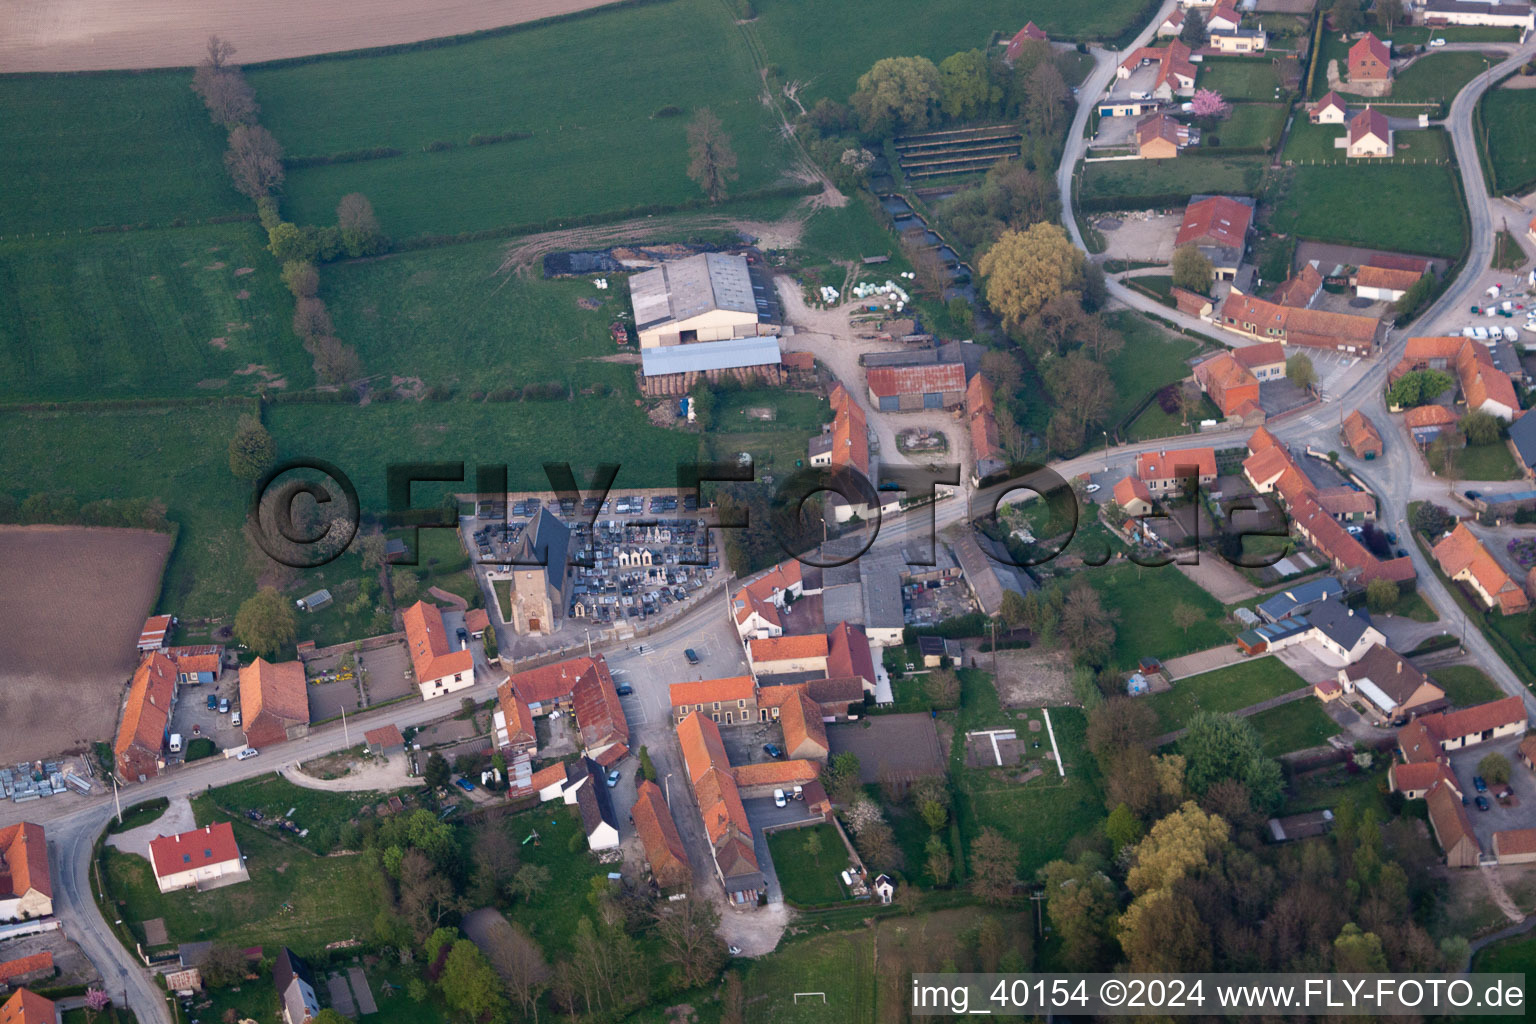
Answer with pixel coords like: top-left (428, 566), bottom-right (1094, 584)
top-left (101, 793), bottom-right (380, 956)
top-left (1196, 60), bottom-right (1283, 102)
top-left (1426, 439), bottom-right (1523, 480)
top-left (1145, 657), bottom-right (1309, 734)
top-left (1086, 560), bottom-right (1230, 670)
top-left (1480, 86), bottom-right (1536, 194)
top-left (1247, 698), bottom-right (1342, 756)
top-left (1081, 154), bottom-right (1266, 207)
top-left (766, 823), bottom-right (852, 905)
top-left (1265, 140), bottom-right (1465, 258)
top-left (1213, 103), bottom-right (1288, 151)
top-left (1391, 51), bottom-right (1495, 105)
top-left (205, 773), bottom-right (408, 855)
top-left (1431, 664), bottom-right (1507, 707)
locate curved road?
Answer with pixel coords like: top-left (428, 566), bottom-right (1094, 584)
top-left (12, 17), bottom-right (1536, 1024)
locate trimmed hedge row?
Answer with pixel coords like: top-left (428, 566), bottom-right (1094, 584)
top-left (284, 146), bottom-right (404, 169)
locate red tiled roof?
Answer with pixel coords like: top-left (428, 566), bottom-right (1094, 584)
top-left (1235, 341), bottom-right (1289, 370)
top-left (1118, 40), bottom-right (1197, 92)
top-left (1315, 486), bottom-right (1376, 518)
top-left (1006, 21), bottom-right (1048, 60)
top-left (1391, 760), bottom-right (1449, 794)
top-left (1433, 524), bottom-right (1529, 614)
top-left (631, 780), bottom-right (690, 887)
top-left (1114, 475), bottom-right (1153, 508)
top-left (1137, 112), bottom-right (1188, 151)
top-left (464, 608), bottom-right (490, 636)
top-left (1426, 779), bottom-right (1479, 856)
top-left (1343, 410), bottom-right (1383, 456)
top-left (826, 622), bottom-right (876, 685)
top-left (733, 760), bottom-right (822, 787)
top-left (166, 645), bottom-right (223, 677)
top-left (506, 656), bottom-right (599, 705)
top-left (1348, 106), bottom-right (1390, 147)
top-left (363, 724), bottom-right (404, 750)
top-left (402, 601), bottom-right (473, 684)
top-left (1405, 404), bottom-right (1459, 427)
top-left (780, 690), bottom-right (829, 758)
top-left (1494, 828), bottom-right (1536, 857)
top-left (0, 823), bottom-right (50, 901)
top-left (807, 676), bottom-right (866, 706)
top-left (496, 681), bottom-right (536, 747)
top-left (866, 363), bottom-right (967, 399)
top-left (594, 742), bottom-right (629, 768)
top-left (1176, 196), bottom-right (1253, 250)
top-left (1136, 446), bottom-right (1217, 482)
top-left (749, 633), bottom-right (830, 663)
top-left (670, 676), bottom-right (756, 709)
top-left (1273, 263), bottom-right (1323, 307)
top-left (1311, 91), bottom-right (1347, 117)
top-left (678, 709), bottom-right (732, 786)
top-left (239, 658), bottom-right (308, 728)
top-left (1248, 425), bottom-right (1281, 453)
top-left (829, 383), bottom-right (870, 476)
top-left (115, 653), bottom-right (176, 762)
top-left (1433, 695), bottom-right (1527, 742)
top-left (0, 990), bottom-right (56, 1024)
top-left (148, 823), bottom-right (241, 880)
top-left (0, 953), bottom-right (52, 985)
top-left (1356, 264), bottom-right (1424, 293)
top-left (138, 614), bottom-right (172, 649)
top-left (1221, 291), bottom-right (1381, 351)
top-left (1349, 32), bottom-right (1391, 75)
top-left (1194, 352), bottom-right (1260, 416)
top-left (572, 655), bottom-right (628, 751)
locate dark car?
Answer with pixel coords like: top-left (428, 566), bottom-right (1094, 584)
top-left (456, 626), bottom-right (469, 647)
top-left (764, 743), bottom-right (785, 759)
top-left (1466, 490), bottom-right (1482, 501)
top-left (1386, 531), bottom-right (1399, 544)
top-left (1475, 795), bottom-right (1491, 811)
top-left (1474, 775), bottom-right (1488, 792)
top-left (1395, 548), bottom-right (1409, 558)
top-left (684, 648), bottom-right (700, 665)
top-left (615, 684), bottom-right (634, 696)
top-left (207, 693), bottom-right (218, 711)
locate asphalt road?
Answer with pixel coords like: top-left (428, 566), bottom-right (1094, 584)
top-left (13, 20), bottom-right (1536, 1024)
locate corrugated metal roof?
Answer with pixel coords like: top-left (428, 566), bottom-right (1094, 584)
top-left (641, 336), bottom-right (781, 376)
top-left (629, 252), bottom-right (758, 330)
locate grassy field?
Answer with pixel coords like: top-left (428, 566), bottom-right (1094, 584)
top-left (1493, 229), bottom-right (1528, 271)
top-left (1125, 392), bottom-right (1222, 442)
top-left (1086, 559), bottom-right (1230, 670)
top-left (1282, 116), bottom-right (1350, 163)
top-left (206, 773), bottom-right (405, 854)
top-left (1197, 60), bottom-right (1284, 102)
top-left (1480, 86), bottom-right (1536, 194)
top-left (748, 0), bottom-right (1151, 103)
top-left (101, 793), bottom-right (380, 956)
top-left (1431, 665), bottom-right (1507, 707)
top-left (1247, 698), bottom-right (1342, 756)
top-left (0, 403), bottom-right (256, 618)
top-left (1080, 154), bottom-right (1265, 206)
top-left (1426, 439), bottom-right (1523, 480)
top-left (1473, 933), bottom-right (1536, 976)
top-left (0, 72), bottom-right (244, 236)
top-left (765, 823), bottom-right (851, 905)
top-left (742, 924), bottom-right (875, 1023)
top-left (1265, 140), bottom-right (1465, 259)
top-left (249, 0), bottom-right (790, 238)
top-left (1146, 657), bottom-right (1308, 734)
top-left (320, 240), bottom-right (636, 392)
top-left (1105, 313), bottom-right (1203, 429)
top-left (0, 224), bottom-right (307, 400)
top-left (1391, 51), bottom-right (1494, 105)
top-left (1213, 103), bottom-right (1289, 151)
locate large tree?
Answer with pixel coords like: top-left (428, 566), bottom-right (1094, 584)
top-left (233, 586), bottom-right (295, 657)
top-left (1461, 409), bottom-right (1502, 446)
top-left (979, 222), bottom-right (1084, 332)
top-left (1024, 62), bottom-right (1068, 137)
top-left (337, 193), bottom-right (384, 257)
top-left (851, 56), bottom-right (942, 136)
top-left (1039, 856), bottom-right (1118, 968)
top-left (442, 940), bottom-right (510, 1023)
top-left (228, 413), bottom-right (275, 481)
top-left (969, 827), bottom-right (1020, 904)
top-left (1180, 712), bottom-right (1283, 812)
top-left (938, 49), bottom-right (995, 121)
top-left (686, 108), bottom-right (739, 203)
top-left (1386, 368), bottom-right (1455, 408)
top-left (1171, 245), bottom-right (1214, 294)
top-left (1044, 354), bottom-right (1114, 449)
top-left (653, 895), bottom-right (726, 988)
top-left (1286, 352), bottom-right (1318, 392)
top-left (224, 124), bottom-right (285, 199)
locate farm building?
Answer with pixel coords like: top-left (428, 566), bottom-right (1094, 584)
top-left (167, 645), bottom-right (223, 684)
top-left (1432, 523), bottom-right (1530, 615)
top-left (628, 252), bottom-right (777, 348)
top-left (639, 334), bottom-right (785, 388)
top-left (1494, 828), bottom-right (1536, 864)
top-left (0, 824), bottom-right (51, 922)
top-left (115, 652), bottom-right (177, 782)
top-left (148, 823), bottom-right (247, 893)
top-left (1219, 290), bottom-right (1382, 353)
top-left (677, 711), bottom-right (766, 905)
top-left (1423, 0), bottom-right (1535, 27)
top-left (1392, 336), bottom-right (1520, 421)
top-left (403, 600), bottom-right (475, 700)
top-left (1004, 21), bottom-right (1048, 60)
top-left (631, 780), bottom-right (691, 889)
top-left (238, 658), bottom-right (310, 749)
top-left (496, 655), bottom-right (628, 763)
top-left (1176, 195), bottom-right (1254, 279)
top-left (1343, 410), bottom-right (1383, 459)
top-left (866, 362), bottom-right (966, 411)
top-left (1426, 780), bottom-right (1481, 867)
top-left (1355, 253), bottom-right (1431, 301)
top-left (137, 614), bottom-right (173, 653)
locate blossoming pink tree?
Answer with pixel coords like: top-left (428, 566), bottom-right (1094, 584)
top-left (1191, 88), bottom-right (1232, 119)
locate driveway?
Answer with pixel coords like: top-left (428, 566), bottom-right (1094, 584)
top-left (1160, 645), bottom-right (1252, 681)
top-left (1446, 735), bottom-right (1536, 851)
top-left (105, 795), bottom-right (196, 862)
top-left (1174, 557), bottom-right (1260, 604)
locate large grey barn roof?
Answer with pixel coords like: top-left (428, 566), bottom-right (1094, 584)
top-left (641, 336), bottom-right (781, 377)
top-left (630, 252), bottom-right (758, 331)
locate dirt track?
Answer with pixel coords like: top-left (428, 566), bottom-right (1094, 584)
top-left (0, 525), bottom-right (171, 764)
top-left (0, 0), bottom-right (626, 72)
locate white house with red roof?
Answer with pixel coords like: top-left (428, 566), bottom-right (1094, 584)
top-left (149, 823), bottom-right (247, 893)
top-left (1004, 21), bottom-right (1048, 61)
top-left (1157, 8), bottom-right (1185, 35)
top-left (730, 560), bottom-right (804, 639)
top-left (403, 600), bottom-right (475, 700)
top-left (1346, 107), bottom-right (1392, 158)
top-left (1135, 447), bottom-right (1218, 495)
top-left (1309, 91), bottom-right (1348, 124)
top-left (1176, 195), bottom-right (1255, 279)
top-left (1206, 2), bottom-right (1241, 31)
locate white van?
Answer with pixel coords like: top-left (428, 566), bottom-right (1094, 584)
top-left (168, 733), bottom-right (183, 753)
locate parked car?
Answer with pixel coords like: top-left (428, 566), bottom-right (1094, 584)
top-left (1466, 490), bottom-right (1482, 501)
top-left (764, 743), bottom-right (785, 759)
top-left (231, 710), bottom-right (242, 727)
top-left (773, 788), bottom-right (787, 808)
top-left (456, 626), bottom-right (469, 648)
top-left (606, 769), bottom-right (621, 788)
top-left (207, 693), bottom-right (218, 711)
top-left (1475, 795), bottom-right (1491, 811)
top-left (218, 697), bottom-right (230, 714)
top-left (684, 648), bottom-right (700, 665)
top-left (1429, 36), bottom-right (1446, 46)
top-left (1084, 483), bottom-right (1101, 494)
top-left (1395, 548), bottom-right (1409, 558)
top-left (455, 778), bottom-right (475, 792)
top-left (237, 747), bottom-right (260, 760)
top-left (614, 684), bottom-right (634, 696)
top-left (728, 945), bottom-right (743, 956)
top-left (1474, 775), bottom-right (1488, 792)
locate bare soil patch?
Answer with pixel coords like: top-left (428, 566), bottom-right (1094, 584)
top-left (974, 647), bottom-right (1074, 707)
top-left (1, 0), bottom-right (635, 72)
top-left (234, 267), bottom-right (255, 276)
top-left (0, 525), bottom-right (171, 763)
top-left (208, 337), bottom-right (228, 349)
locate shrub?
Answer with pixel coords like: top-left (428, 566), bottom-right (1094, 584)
top-left (654, 105), bottom-right (685, 118)
top-left (424, 140), bottom-right (457, 152)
